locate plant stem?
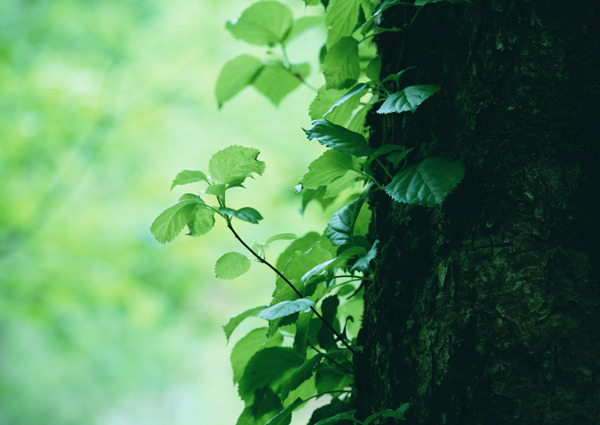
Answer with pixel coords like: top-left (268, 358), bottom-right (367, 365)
top-left (227, 223), bottom-right (356, 354)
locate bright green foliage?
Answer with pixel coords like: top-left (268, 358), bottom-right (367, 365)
top-left (171, 170), bottom-right (210, 190)
top-left (377, 84), bottom-right (441, 114)
top-left (231, 328), bottom-right (284, 384)
top-left (301, 150), bottom-right (358, 190)
top-left (216, 55), bottom-right (264, 108)
top-left (325, 0), bottom-right (362, 48)
top-left (253, 62), bottom-right (310, 105)
top-left (219, 207), bottom-right (264, 224)
top-left (215, 252), bottom-right (252, 279)
top-left (226, 1), bottom-right (293, 46)
top-left (208, 145), bottom-right (266, 186)
top-left (323, 37), bottom-right (361, 89)
top-left (224, 306), bottom-right (268, 342)
top-left (151, 194), bottom-right (213, 243)
top-left (258, 299), bottom-right (315, 320)
top-left (385, 157), bottom-right (465, 206)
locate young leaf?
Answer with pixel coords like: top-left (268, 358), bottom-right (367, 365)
top-left (150, 195), bottom-right (203, 244)
top-left (219, 206), bottom-right (264, 224)
top-left (323, 37), bottom-right (361, 90)
top-left (231, 328), bottom-right (283, 384)
top-left (325, 0), bottom-right (361, 48)
top-left (226, 1), bottom-right (293, 46)
top-left (253, 62), bottom-right (310, 106)
top-left (170, 170), bottom-right (209, 190)
top-left (300, 150), bottom-right (356, 190)
top-left (265, 233), bottom-right (297, 246)
top-left (280, 354), bottom-right (324, 399)
top-left (385, 157), bottom-right (465, 206)
top-left (285, 16), bottom-right (323, 44)
top-left (208, 145), bottom-right (266, 185)
top-left (258, 299), bottom-right (315, 320)
top-left (276, 232), bottom-right (322, 271)
top-left (215, 55), bottom-right (264, 108)
top-left (223, 305), bottom-right (268, 342)
top-left (187, 204), bottom-right (216, 237)
top-left (215, 252), bottom-right (251, 279)
top-left (238, 347), bottom-right (304, 403)
top-left (377, 84), bottom-right (441, 114)
top-left (265, 398), bottom-right (305, 425)
top-left (304, 119), bottom-right (372, 156)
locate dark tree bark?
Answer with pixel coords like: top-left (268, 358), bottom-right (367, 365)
top-left (355, 1), bottom-right (600, 424)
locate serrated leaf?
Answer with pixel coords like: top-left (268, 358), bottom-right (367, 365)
top-left (280, 354), bottom-right (323, 399)
top-left (223, 306), bottom-right (268, 342)
top-left (226, 1), bottom-right (293, 46)
top-left (219, 206), bottom-right (264, 224)
top-left (265, 398), bottom-right (305, 425)
top-left (304, 119), bottom-right (372, 156)
top-left (208, 145), bottom-right (266, 185)
top-left (276, 232), bottom-right (322, 271)
top-left (300, 150), bottom-right (356, 189)
top-left (385, 157), bottom-right (465, 206)
top-left (150, 195), bottom-right (204, 244)
top-left (323, 83), bottom-right (368, 121)
top-left (238, 347), bottom-right (304, 402)
top-left (254, 62), bottom-right (310, 105)
top-left (326, 189), bottom-right (369, 246)
top-left (231, 328), bottom-right (283, 384)
top-left (215, 252), bottom-right (251, 280)
top-left (216, 55), bottom-right (264, 108)
top-left (323, 37), bottom-right (360, 90)
top-left (309, 85), bottom-right (347, 121)
top-left (325, 0), bottom-right (361, 48)
top-left (258, 299), bottom-right (314, 320)
top-left (170, 170), bottom-right (209, 190)
top-left (377, 84), bottom-right (440, 114)
top-left (187, 204), bottom-right (216, 237)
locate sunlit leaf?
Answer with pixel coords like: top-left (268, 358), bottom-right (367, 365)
top-left (226, 1), bottom-right (293, 46)
top-left (285, 16), bottom-right (323, 43)
top-left (259, 299), bottom-right (314, 320)
top-left (150, 194), bottom-right (204, 244)
top-left (170, 170), bottom-right (209, 190)
top-left (265, 233), bottom-right (297, 246)
top-left (385, 157), bottom-right (465, 206)
top-left (187, 204), bottom-right (216, 237)
top-left (219, 206), bottom-right (264, 224)
top-left (253, 62), bottom-right (310, 105)
top-left (223, 306), bottom-right (268, 342)
top-left (208, 145), bottom-right (266, 185)
top-left (231, 328), bottom-right (283, 384)
top-left (325, 0), bottom-right (361, 48)
top-left (216, 55), bottom-right (264, 108)
top-left (323, 37), bottom-right (360, 90)
top-left (377, 84), bottom-right (440, 114)
top-left (215, 252), bottom-right (251, 279)
top-left (301, 150), bottom-right (357, 189)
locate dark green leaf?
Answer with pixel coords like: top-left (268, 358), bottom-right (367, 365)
top-left (351, 239), bottom-right (378, 272)
top-left (385, 157), bottom-right (465, 206)
top-left (265, 398), bottom-right (305, 425)
top-left (308, 399), bottom-right (352, 425)
top-left (231, 328), bottom-right (283, 384)
top-left (170, 170), bottom-right (209, 190)
top-left (215, 252), bottom-right (251, 279)
top-left (258, 299), bottom-right (314, 320)
top-left (223, 306), bottom-right (268, 342)
top-left (280, 354), bottom-right (323, 399)
top-left (314, 410), bottom-right (357, 425)
top-left (323, 37), bottom-right (360, 90)
top-left (377, 84), bottom-right (440, 114)
top-left (363, 403), bottom-right (409, 425)
top-left (226, 1), bottom-right (293, 46)
top-left (317, 295), bottom-right (339, 350)
top-left (365, 57), bottom-right (381, 81)
top-left (326, 190), bottom-right (369, 246)
top-left (304, 119), bottom-right (372, 156)
top-left (216, 55), bottom-right (264, 108)
top-left (208, 145), bottom-right (266, 185)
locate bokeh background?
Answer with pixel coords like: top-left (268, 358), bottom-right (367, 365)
top-left (0, 1), bottom-right (329, 423)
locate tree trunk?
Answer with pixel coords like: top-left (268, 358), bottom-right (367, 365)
top-left (355, 1), bottom-right (600, 424)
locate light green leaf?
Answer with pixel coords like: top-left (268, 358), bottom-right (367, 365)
top-left (280, 355), bottom-right (323, 399)
top-left (170, 170), bottom-right (209, 190)
top-left (208, 145), bottom-right (266, 185)
top-left (216, 55), bottom-right (264, 108)
top-left (204, 183), bottom-right (226, 197)
top-left (223, 305), bottom-right (268, 342)
top-left (219, 206), bottom-right (264, 224)
top-left (285, 16), bottom-right (323, 44)
top-left (258, 299), bottom-right (314, 320)
top-left (304, 119), bottom-right (372, 156)
top-left (377, 84), bottom-right (441, 114)
top-left (265, 398), bottom-right (305, 425)
top-left (215, 252), bottom-right (251, 280)
top-left (324, 83), bottom-right (368, 118)
top-left (150, 195), bottom-right (204, 244)
top-left (187, 204), bottom-right (216, 237)
top-left (325, 0), bottom-right (361, 48)
top-left (238, 347), bottom-right (304, 402)
top-left (226, 1), bottom-right (293, 46)
top-left (365, 57), bottom-right (382, 81)
top-left (253, 62), bottom-right (310, 105)
top-left (323, 37), bottom-right (360, 90)
top-left (323, 169), bottom-right (363, 198)
top-left (385, 157), bottom-right (465, 206)
top-left (265, 233), bottom-right (297, 246)
top-left (309, 85), bottom-right (347, 121)
top-left (276, 232), bottom-right (321, 271)
top-left (301, 258), bottom-right (338, 283)
top-left (231, 328), bottom-right (283, 384)
top-left (301, 150), bottom-right (356, 190)
top-left (360, 0), bottom-right (404, 35)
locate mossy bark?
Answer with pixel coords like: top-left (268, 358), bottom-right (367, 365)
top-left (355, 1), bottom-right (600, 424)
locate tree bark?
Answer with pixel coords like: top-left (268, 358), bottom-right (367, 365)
top-left (355, 1), bottom-right (600, 424)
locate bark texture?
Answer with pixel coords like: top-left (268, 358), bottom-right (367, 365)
top-left (355, 1), bottom-right (600, 424)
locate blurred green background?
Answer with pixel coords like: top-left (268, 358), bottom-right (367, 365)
top-left (0, 1), bottom-right (327, 423)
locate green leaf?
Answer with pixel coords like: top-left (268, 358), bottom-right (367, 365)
top-left (385, 157), bottom-right (465, 206)
top-left (219, 206), bottom-right (264, 224)
top-left (313, 410), bottom-right (357, 425)
top-left (223, 306), bottom-right (268, 342)
top-left (323, 37), bottom-right (360, 90)
top-left (325, 0), bottom-right (361, 48)
top-left (265, 233), bottom-right (297, 246)
top-left (324, 83), bottom-right (368, 119)
top-left (215, 252), bottom-right (251, 279)
top-left (365, 57), bottom-right (381, 81)
top-left (304, 119), bottom-right (372, 156)
top-left (363, 403), bottom-right (410, 425)
top-left (301, 150), bottom-right (356, 190)
top-left (258, 299), bottom-right (314, 320)
top-left (226, 1), bottom-right (293, 46)
top-left (208, 145), bottom-right (266, 185)
top-left (309, 86), bottom-right (348, 121)
top-left (276, 232), bottom-right (321, 271)
top-left (254, 61), bottom-right (310, 105)
top-left (231, 328), bottom-right (283, 384)
top-left (237, 388), bottom-right (283, 425)
top-left (301, 258), bottom-right (338, 283)
top-left (326, 189), bottom-right (368, 246)
top-left (351, 239), bottom-right (378, 272)
top-left (150, 195), bottom-right (204, 244)
top-left (308, 400), bottom-right (351, 425)
top-left (377, 84), bottom-right (440, 114)
top-left (216, 55), bottom-right (264, 108)
top-left (204, 183), bottom-right (226, 197)
top-left (238, 347), bottom-right (305, 402)
top-left (265, 398), bottom-right (305, 425)
top-left (286, 16), bottom-right (323, 43)
top-left (360, 0), bottom-right (405, 35)
top-left (280, 354), bottom-right (324, 399)
top-left (170, 170), bottom-right (209, 190)
top-left (317, 295), bottom-right (339, 350)
top-left (187, 204), bottom-right (216, 237)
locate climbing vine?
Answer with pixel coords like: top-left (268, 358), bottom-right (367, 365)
top-left (151, 0), bottom-right (465, 424)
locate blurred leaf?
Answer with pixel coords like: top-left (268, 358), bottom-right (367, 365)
top-left (325, 0), bottom-right (361, 48)
top-left (224, 306), bottom-right (268, 342)
top-left (215, 252), bottom-right (251, 279)
top-left (226, 1), bottom-right (293, 46)
top-left (323, 37), bottom-right (360, 89)
top-left (216, 54), bottom-right (264, 108)
top-left (265, 398), bottom-right (305, 425)
top-left (253, 62), bottom-right (310, 106)
top-left (170, 170), bottom-right (209, 190)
